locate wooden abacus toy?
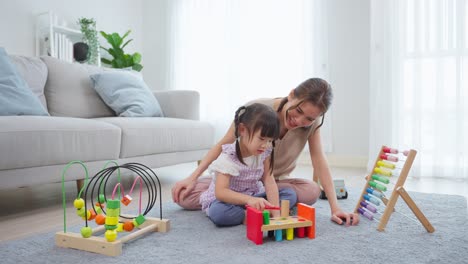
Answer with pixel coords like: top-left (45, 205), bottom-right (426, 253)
top-left (354, 146), bottom-right (435, 232)
top-left (56, 161), bottom-right (170, 256)
top-left (246, 200), bottom-right (315, 245)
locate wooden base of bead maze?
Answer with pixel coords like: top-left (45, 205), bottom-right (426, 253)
top-left (354, 146), bottom-right (435, 233)
top-left (55, 216), bottom-right (170, 256)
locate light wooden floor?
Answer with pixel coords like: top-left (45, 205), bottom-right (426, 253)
top-left (1, 162), bottom-right (467, 242)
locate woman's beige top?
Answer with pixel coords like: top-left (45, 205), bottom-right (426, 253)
top-left (249, 98), bottom-right (321, 179)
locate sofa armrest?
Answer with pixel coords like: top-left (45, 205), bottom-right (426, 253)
top-left (152, 90), bottom-right (200, 120)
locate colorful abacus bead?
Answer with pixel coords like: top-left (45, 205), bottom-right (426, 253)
top-left (383, 146), bottom-right (398, 154)
top-left (358, 207), bottom-right (374, 220)
top-left (380, 154), bottom-right (399, 162)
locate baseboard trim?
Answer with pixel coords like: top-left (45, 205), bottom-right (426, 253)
top-left (297, 152), bottom-right (367, 168)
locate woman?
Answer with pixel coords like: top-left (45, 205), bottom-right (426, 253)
top-left (172, 78), bottom-right (359, 226)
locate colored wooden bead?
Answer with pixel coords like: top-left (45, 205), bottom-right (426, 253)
top-left (107, 199), bottom-right (120, 209)
top-left (81, 226), bottom-right (92, 238)
top-left (81, 210), bottom-right (91, 220)
top-left (121, 195), bottom-right (132, 206)
top-left (116, 223), bottom-right (124, 232)
top-left (73, 198), bottom-right (84, 209)
top-left (106, 208), bottom-right (120, 217)
top-left (76, 207), bottom-right (85, 217)
top-left (123, 221), bottom-right (134, 232)
top-left (95, 214), bottom-right (106, 225)
top-left (88, 209), bottom-right (97, 220)
top-left (98, 194), bottom-right (106, 204)
top-left (105, 216), bottom-right (119, 226)
top-left (94, 204), bottom-right (103, 214)
top-left (135, 214), bottom-right (146, 225)
top-left (105, 224), bottom-right (117, 230)
top-left (105, 229), bottom-right (117, 242)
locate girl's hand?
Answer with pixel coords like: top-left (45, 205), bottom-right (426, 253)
top-left (331, 209), bottom-right (360, 226)
top-left (246, 197), bottom-right (273, 211)
top-left (172, 177), bottom-right (195, 203)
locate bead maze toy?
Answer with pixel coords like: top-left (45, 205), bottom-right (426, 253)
top-left (56, 161), bottom-right (170, 256)
top-left (246, 200), bottom-right (315, 245)
top-left (354, 146), bottom-right (435, 232)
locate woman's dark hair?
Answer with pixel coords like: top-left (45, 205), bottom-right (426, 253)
top-left (233, 103), bottom-right (280, 173)
top-left (277, 78), bottom-right (333, 132)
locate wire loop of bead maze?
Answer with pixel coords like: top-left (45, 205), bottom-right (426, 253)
top-left (354, 146), bottom-right (435, 233)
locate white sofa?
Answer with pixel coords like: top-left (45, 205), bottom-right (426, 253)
top-left (0, 54), bottom-right (214, 190)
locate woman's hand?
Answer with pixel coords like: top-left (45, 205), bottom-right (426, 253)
top-left (246, 197), bottom-right (273, 211)
top-left (172, 177), bottom-right (196, 203)
top-left (331, 209), bottom-right (360, 226)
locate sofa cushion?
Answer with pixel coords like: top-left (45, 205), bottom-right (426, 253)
top-left (0, 116), bottom-right (121, 170)
top-left (9, 55), bottom-right (48, 109)
top-left (90, 71), bottom-right (164, 117)
top-left (95, 117), bottom-right (214, 158)
top-left (0, 48), bottom-right (49, 116)
top-left (41, 56), bottom-right (115, 118)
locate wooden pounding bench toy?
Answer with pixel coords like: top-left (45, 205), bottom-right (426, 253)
top-left (246, 200), bottom-right (315, 245)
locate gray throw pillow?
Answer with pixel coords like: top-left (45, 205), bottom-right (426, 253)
top-left (0, 47), bottom-right (48, 116)
top-left (90, 71), bottom-right (163, 117)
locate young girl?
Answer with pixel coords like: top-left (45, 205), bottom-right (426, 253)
top-left (199, 103), bottom-right (297, 226)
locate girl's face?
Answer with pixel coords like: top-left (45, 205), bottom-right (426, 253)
top-left (240, 128), bottom-right (274, 157)
top-left (284, 98), bottom-right (322, 130)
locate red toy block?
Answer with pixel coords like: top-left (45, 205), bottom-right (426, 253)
top-left (297, 203), bottom-right (315, 239)
top-left (246, 206), bottom-right (264, 245)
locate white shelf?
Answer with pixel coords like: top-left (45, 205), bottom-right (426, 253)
top-left (52, 25), bottom-right (82, 36)
top-left (35, 11), bottom-right (100, 66)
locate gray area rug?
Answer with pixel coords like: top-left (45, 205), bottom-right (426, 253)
top-left (1, 191), bottom-right (467, 264)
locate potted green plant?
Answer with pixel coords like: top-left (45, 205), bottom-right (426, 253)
top-left (99, 30), bottom-right (143, 72)
top-left (77, 17), bottom-right (99, 65)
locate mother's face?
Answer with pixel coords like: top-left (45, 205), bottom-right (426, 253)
top-left (283, 100), bottom-right (322, 130)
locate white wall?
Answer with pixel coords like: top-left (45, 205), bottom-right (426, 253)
top-left (141, 0), bottom-right (170, 90)
top-left (326, 0), bottom-right (370, 165)
top-left (0, 0), bottom-right (143, 60)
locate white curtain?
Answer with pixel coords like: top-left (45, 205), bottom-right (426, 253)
top-left (370, 0), bottom-right (468, 179)
top-left (167, 0), bottom-right (331, 150)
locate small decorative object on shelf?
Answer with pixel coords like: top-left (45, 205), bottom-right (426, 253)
top-left (73, 42), bottom-right (89, 62)
top-left (100, 30), bottom-right (143, 72)
top-left (77, 17), bottom-right (100, 66)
